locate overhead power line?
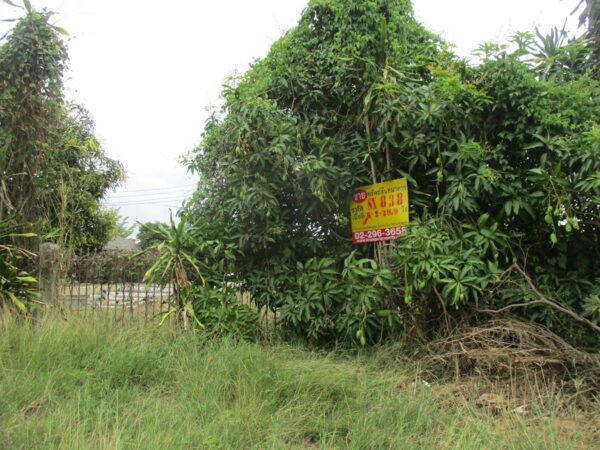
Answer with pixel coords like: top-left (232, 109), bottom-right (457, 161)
top-left (108, 183), bottom-right (197, 195)
top-left (106, 189), bottom-right (195, 200)
top-left (105, 197), bottom-right (187, 207)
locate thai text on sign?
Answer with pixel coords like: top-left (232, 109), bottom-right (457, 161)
top-left (350, 178), bottom-right (409, 244)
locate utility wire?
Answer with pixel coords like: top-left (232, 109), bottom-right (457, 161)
top-left (108, 183), bottom-right (197, 195)
top-left (105, 198), bottom-right (190, 206)
top-left (105, 193), bottom-right (191, 204)
top-left (106, 189), bottom-right (195, 200)
top-left (104, 189), bottom-right (196, 205)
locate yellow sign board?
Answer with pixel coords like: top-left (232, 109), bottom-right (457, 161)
top-left (350, 179), bottom-right (409, 244)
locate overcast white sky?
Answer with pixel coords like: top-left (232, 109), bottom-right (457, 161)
top-left (1, 0), bottom-right (582, 230)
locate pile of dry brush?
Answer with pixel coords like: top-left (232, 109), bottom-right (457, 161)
top-left (426, 318), bottom-right (600, 403)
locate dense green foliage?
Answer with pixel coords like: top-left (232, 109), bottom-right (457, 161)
top-left (37, 105), bottom-right (125, 250)
top-left (0, 220), bottom-right (37, 312)
top-left (0, 3), bottom-right (124, 251)
top-left (190, 285), bottom-right (259, 340)
top-left (68, 250), bottom-right (155, 283)
top-left (1, 318), bottom-right (597, 449)
top-left (139, 217), bottom-right (257, 334)
top-left (186, 0), bottom-right (600, 346)
top-left (106, 213), bottom-right (134, 240)
top-left (247, 252), bottom-right (397, 345)
top-left (139, 216), bottom-right (204, 328)
top-left (136, 221), bottom-right (168, 250)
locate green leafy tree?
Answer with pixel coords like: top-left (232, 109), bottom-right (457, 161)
top-left (106, 210), bottom-right (134, 240)
top-left (186, 0), bottom-right (600, 346)
top-left (525, 27), bottom-right (591, 81)
top-left (0, 2), bottom-right (124, 251)
top-left (37, 105), bottom-right (125, 250)
top-left (0, 1), bottom-right (67, 223)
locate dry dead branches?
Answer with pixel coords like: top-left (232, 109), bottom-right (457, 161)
top-left (480, 264), bottom-right (600, 335)
top-left (426, 318), bottom-right (600, 395)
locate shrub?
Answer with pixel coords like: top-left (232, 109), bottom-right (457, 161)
top-left (247, 252), bottom-right (399, 345)
top-left (0, 220), bottom-right (38, 313)
top-left (190, 286), bottom-right (259, 341)
top-left (184, 0), bottom-right (600, 346)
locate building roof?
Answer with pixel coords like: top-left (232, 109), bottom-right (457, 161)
top-left (105, 238), bottom-right (140, 252)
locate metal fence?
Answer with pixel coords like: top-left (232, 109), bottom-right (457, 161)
top-left (61, 280), bottom-right (174, 322)
top-left (40, 245), bottom-right (173, 323)
top-left (40, 245), bottom-right (272, 326)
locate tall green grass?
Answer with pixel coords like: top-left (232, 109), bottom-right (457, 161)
top-left (0, 317), bottom-right (595, 449)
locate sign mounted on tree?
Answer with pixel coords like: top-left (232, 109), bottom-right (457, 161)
top-left (350, 179), bottom-right (409, 245)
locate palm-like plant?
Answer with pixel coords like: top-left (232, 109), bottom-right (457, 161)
top-left (517, 25), bottom-right (591, 82)
top-left (0, 220), bottom-right (38, 313)
top-left (531, 27), bottom-right (569, 80)
top-left (138, 214), bottom-right (205, 329)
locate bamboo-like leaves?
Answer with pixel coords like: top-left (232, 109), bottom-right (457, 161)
top-left (138, 214), bottom-right (207, 328)
top-left (2, 0), bottom-right (22, 9)
top-left (50, 25), bottom-right (69, 36)
top-left (0, 221), bottom-right (38, 314)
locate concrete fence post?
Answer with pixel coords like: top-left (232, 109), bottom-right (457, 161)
top-left (39, 243), bottom-right (61, 307)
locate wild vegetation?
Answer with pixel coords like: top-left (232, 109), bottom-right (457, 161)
top-left (0, 220), bottom-right (37, 311)
top-left (0, 1), bottom-right (127, 313)
top-left (136, 221), bottom-right (168, 250)
top-left (0, 1), bottom-right (124, 252)
top-left (1, 0), bottom-right (599, 446)
top-left (0, 317), bottom-right (598, 449)
top-left (181, 0), bottom-right (600, 349)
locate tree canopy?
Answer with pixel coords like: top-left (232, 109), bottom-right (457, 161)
top-left (0, 3), bottom-right (124, 251)
top-left (185, 0), bottom-right (600, 346)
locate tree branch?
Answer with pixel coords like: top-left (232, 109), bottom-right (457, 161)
top-left (480, 264), bottom-right (600, 335)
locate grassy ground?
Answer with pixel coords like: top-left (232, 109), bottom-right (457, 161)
top-left (0, 317), bottom-right (597, 449)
